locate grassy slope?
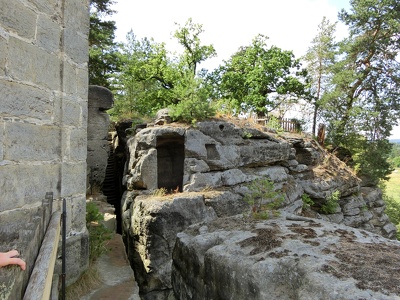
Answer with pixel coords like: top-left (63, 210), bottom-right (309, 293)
top-left (386, 168), bottom-right (400, 203)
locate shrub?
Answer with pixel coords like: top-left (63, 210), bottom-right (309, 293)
top-left (86, 202), bottom-right (112, 263)
top-left (320, 190), bottom-right (340, 214)
top-left (244, 178), bottom-right (284, 220)
top-left (301, 193), bottom-right (315, 209)
top-left (382, 194), bottom-right (400, 240)
top-left (169, 100), bottom-right (215, 124)
top-left (266, 116), bottom-right (284, 134)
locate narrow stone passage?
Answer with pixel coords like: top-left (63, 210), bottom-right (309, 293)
top-left (80, 234), bottom-right (140, 300)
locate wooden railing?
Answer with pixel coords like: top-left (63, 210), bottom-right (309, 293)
top-left (23, 195), bottom-right (66, 300)
top-left (23, 211), bottom-right (61, 300)
top-left (253, 117), bottom-right (301, 133)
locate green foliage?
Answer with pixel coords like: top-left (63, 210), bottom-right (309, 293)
top-left (303, 16), bottom-right (337, 136)
top-left (266, 116), bottom-right (284, 134)
top-left (320, 190), bottom-right (340, 214)
top-left (89, 0), bottom-right (121, 89)
top-left (301, 193), bottom-right (315, 209)
top-left (380, 182), bottom-right (400, 240)
top-left (244, 178), bottom-right (285, 220)
top-left (388, 144), bottom-right (400, 168)
top-left (321, 0), bottom-right (400, 182)
top-left (242, 131), bottom-right (253, 139)
top-left (207, 34), bottom-right (309, 116)
top-left (86, 202), bottom-right (112, 263)
top-left (114, 19), bottom-right (215, 122)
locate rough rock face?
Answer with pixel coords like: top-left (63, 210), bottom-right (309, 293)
top-left (87, 85), bottom-right (114, 188)
top-left (172, 216), bottom-right (400, 300)
top-left (120, 120), bottom-right (398, 299)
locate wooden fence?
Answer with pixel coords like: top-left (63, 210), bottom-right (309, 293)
top-left (252, 116), bottom-right (301, 133)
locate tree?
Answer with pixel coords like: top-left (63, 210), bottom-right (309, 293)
top-left (112, 19), bottom-right (216, 123)
top-left (208, 35), bottom-right (309, 116)
top-left (89, 0), bottom-right (121, 89)
top-left (173, 18), bottom-right (217, 76)
top-left (303, 17), bottom-right (337, 136)
top-left (324, 0), bottom-right (400, 182)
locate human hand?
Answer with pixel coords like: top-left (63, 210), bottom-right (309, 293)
top-left (0, 250), bottom-right (26, 270)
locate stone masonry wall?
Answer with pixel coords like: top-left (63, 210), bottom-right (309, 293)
top-left (0, 0), bottom-right (89, 298)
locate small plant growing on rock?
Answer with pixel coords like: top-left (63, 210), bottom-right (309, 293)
top-left (244, 178), bottom-right (285, 220)
top-left (266, 116), bottom-right (284, 134)
top-left (301, 193), bottom-right (315, 209)
top-left (320, 190), bottom-right (340, 214)
top-left (152, 187), bottom-right (167, 197)
top-left (86, 202), bottom-right (112, 263)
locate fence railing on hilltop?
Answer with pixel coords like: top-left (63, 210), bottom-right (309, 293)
top-left (248, 115), bottom-right (301, 133)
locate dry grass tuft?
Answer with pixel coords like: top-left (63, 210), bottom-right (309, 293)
top-left (65, 264), bottom-right (102, 299)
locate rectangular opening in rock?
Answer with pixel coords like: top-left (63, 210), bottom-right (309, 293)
top-left (156, 136), bottom-right (184, 192)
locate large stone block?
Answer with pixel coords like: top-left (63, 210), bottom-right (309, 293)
top-left (69, 128), bottom-right (87, 161)
top-left (64, 28), bottom-right (88, 64)
top-left (62, 62), bottom-right (77, 95)
top-left (87, 108), bottom-right (110, 139)
top-left (4, 122), bottom-right (61, 161)
top-left (61, 162), bottom-right (87, 197)
top-left (28, 0), bottom-right (59, 16)
top-left (36, 14), bottom-right (61, 53)
top-left (0, 121), bottom-right (3, 160)
top-left (0, 0), bottom-right (36, 39)
top-left (0, 35), bottom-right (6, 76)
top-left (77, 67), bottom-right (89, 99)
top-left (64, 0), bottom-right (90, 37)
top-left (8, 37), bottom-right (60, 90)
top-left (172, 217), bottom-right (400, 300)
top-left (88, 86), bottom-right (114, 110)
top-left (129, 194), bottom-right (217, 296)
top-left (0, 80), bottom-right (53, 121)
top-left (0, 163), bottom-right (60, 211)
top-left (61, 96), bottom-right (84, 127)
top-left (70, 194), bottom-right (87, 232)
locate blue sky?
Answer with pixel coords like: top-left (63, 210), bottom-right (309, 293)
top-left (110, 0), bottom-right (400, 138)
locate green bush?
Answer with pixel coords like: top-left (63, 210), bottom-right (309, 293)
top-left (244, 178), bottom-right (284, 220)
top-left (320, 190), bottom-right (340, 214)
top-left (86, 202), bottom-right (112, 263)
top-left (169, 97), bottom-right (215, 124)
top-left (301, 193), bottom-right (315, 209)
top-left (266, 116), bottom-right (284, 134)
top-left (382, 194), bottom-right (400, 240)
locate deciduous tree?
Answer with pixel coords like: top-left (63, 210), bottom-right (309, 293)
top-left (208, 35), bottom-right (309, 117)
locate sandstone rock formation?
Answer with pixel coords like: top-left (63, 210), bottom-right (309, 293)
top-left (119, 119), bottom-right (398, 299)
top-left (173, 216), bottom-right (400, 300)
top-left (87, 85), bottom-right (114, 189)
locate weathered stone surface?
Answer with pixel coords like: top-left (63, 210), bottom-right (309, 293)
top-left (172, 217), bottom-right (400, 300)
top-left (125, 193), bottom-right (217, 297)
top-left (0, 80), bottom-right (53, 121)
top-left (86, 86), bottom-right (113, 187)
top-left (36, 14), bottom-right (61, 53)
top-left (64, 28), bottom-right (89, 64)
top-left (0, 0), bottom-right (89, 296)
top-left (0, 163), bottom-right (60, 210)
top-left (0, 1), bottom-right (36, 39)
top-left (122, 120), bottom-right (398, 299)
top-left (0, 36), bottom-right (6, 76)
top-left (204, 191), bottom-right (248, 217)
top-left (88, 86), bottom-right (114, 110)
top-left (9, 37), bottom-right (60, 90)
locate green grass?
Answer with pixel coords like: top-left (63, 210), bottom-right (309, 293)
top-left (386, 168), bottom-right (400, 203)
